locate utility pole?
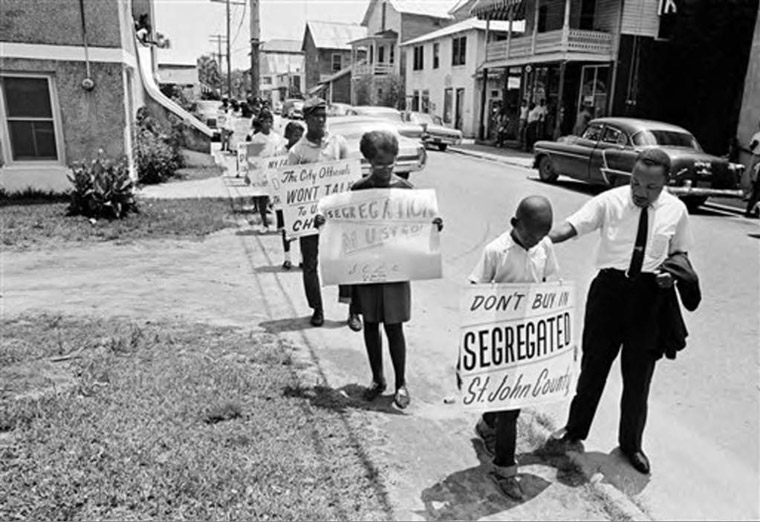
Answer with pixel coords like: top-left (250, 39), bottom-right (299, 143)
top-left (250, 0), bottom-right (260, 99)
top-left (226, 0), bottom-right (232, 98)
top-left (209, 34), bottom-right (227, 93)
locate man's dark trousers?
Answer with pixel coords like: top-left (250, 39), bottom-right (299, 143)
top-left (565, 269), bottom-right (660, 453)
top-left (299, 234), bottom-right (360, 314)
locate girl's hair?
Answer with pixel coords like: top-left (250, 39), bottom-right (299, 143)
top-left (359, 130), bottom-right (399, 160)
top-left (284, 121), bottom-right (304, 140)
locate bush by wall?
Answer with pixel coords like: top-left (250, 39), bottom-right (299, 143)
top-left (67, 155), bottom-right (137, 219)
top-left (134, 108), bottom-right (185, 185)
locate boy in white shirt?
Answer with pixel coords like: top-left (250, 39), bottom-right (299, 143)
top-left (466, 195), bottom-right (559, 500)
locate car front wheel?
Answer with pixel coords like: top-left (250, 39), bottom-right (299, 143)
top-left (682, 196), bottom-right (708, 213)
top-left (437, 144), bottom-right (448, 152)
top-left (538, 156), bottom-right (559, 183)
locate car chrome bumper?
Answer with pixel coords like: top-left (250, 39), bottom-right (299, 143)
top-left (424, 135), bottom-right (462, 146)
top-left (666, 187), bottom-right (745, 198)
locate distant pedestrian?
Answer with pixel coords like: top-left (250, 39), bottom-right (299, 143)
top-left (525, 102), bottom-right (539, 151)
top-left (573, 104), bottom-right (593, 137)
top-left (544, 148), bottom-right (699, 476)
top-left (467, 195), bottom-right (558, 500)
top-left (518, 99), bottom-right (529, 147)
top-left (744, 121), bottom-right (760, 218)
top-left (287, 97), bottom-right (361, 330)
top-left (340, 130), bottom-right (443, 409)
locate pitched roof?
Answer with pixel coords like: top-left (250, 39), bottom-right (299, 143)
top-left (400, 16), bottom-right (523, 46)
top-left (361, 0), bottom-right (460, 26)
top-left (303, 21), bottom-right (367, 50)
top-left (261, 39), bottom-right (302, 54)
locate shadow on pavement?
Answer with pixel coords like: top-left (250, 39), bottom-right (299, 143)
top-left (748, 233), bottom-right (760, 239)
top-left (253, 264), bottom-right (300, 274)
top-left (259, 317), bottom-right (348, 333)
top-left (580, 448), bottom-right (651, 496)
top-left (282, 383), bottom-right (404, 416)
top-left (527, 176), bottom-right (607, 198)
top-left (415, 439), bottom-right (590, 520)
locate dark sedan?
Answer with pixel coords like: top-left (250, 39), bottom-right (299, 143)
top-left (533, 117), bottom-right (745, 211)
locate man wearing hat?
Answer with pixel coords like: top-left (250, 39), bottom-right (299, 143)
top-left (287, 97), bottom-right (362, 330)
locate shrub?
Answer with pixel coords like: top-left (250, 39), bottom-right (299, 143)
top-left (67, 155), bottom-right (137, 219)
top-left (134, 108), bottom-right (184, 185)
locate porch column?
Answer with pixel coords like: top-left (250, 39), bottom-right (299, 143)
top-left (532, 0), bottom-right (539, 54)
top-left (506, 5), bottom-right (515, 59)
top-left (479, 18), bottom-right (491, 141)
top-left (554, 60), bottom-right (566, 139)
top-left (562, 0), bottom-right (571, 48)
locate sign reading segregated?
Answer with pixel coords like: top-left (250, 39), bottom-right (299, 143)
top-left (267, 159), bottom-right (362, 239)
top-left (459, 282), bottom-right (578, 412)
top-left (317, 188), bottom-right (442, 285)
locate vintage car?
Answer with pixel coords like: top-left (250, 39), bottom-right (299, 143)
top-left (327, 102), bottom-right (353, 117)
top-left (282, 98), bottom-right (304, 120)
top-left (402, 111), bottom-right (463, 151)
top-left (327, 116), bottom-right (427, 179)
top-left (533, 117), bottom-right (745, 211)
top-left (345, 106), bottom-right (425, 140)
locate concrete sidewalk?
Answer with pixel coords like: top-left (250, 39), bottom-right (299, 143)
top-left (450, 143), bottom-right (535, 170)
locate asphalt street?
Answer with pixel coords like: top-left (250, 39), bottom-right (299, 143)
top-left (411, 150), bottom-right (759, 520)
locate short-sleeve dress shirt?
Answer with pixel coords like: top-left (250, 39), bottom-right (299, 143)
top-left (469, 233), bottom-right (559, 284)
top-left (287, 132), bottom-right (348, 165)
top-left (566, 185), bottom-right (693, 273)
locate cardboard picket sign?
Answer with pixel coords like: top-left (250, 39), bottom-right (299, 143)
top-left (267, 158), bottom-right (363, 239)
top-left (317, 188), bottom-right (443, 285)
top-left (458, 282), bottom-right (578, 412)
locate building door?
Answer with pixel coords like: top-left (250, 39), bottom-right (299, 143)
top-left (443, 88), bottom-right (453, 124)
top-left (578, 65), bottom-right (610, 119)
top-left (455, 88), bottom-right (465, 131)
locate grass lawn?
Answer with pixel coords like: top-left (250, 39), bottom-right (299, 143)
top-left (0, 314), bottom-right (390, 521)
top-left (1, 198), bottom-right (239, 251)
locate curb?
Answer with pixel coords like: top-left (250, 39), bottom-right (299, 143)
top-left (449, 147), bottom-right (535, 170)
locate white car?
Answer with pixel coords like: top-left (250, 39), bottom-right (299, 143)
top-left (346, 106), bottom-right (425, 141)
top-left (328, 116), bottom-right (427, 179)
top-left (403, 111), bottom-right (463, 152)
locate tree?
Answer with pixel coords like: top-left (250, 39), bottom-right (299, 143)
top-left (197, 54), bottom-right (222, 93)
top-left (381, 74), bottom-right (405, 110)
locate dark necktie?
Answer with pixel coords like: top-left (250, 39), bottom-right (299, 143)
top-left (628, 206), bottom-right (648, 278)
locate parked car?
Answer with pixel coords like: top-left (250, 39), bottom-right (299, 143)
top-left (327, 116), bottom-right (427, 179)
top-left (283, 98), bottom-right (304, 119)
top-left (402, 111), bottom-right (463, 151)
top-left (533, 117), bottom-right (745, 211)
top-left (327, 102), bottom-right (353, 117)
top-left (190, 100), bottom-right (223, 140)
top-left (273, 101), bottom-right (283, 115)
top-left (346, 106), bottom-right (425, 140)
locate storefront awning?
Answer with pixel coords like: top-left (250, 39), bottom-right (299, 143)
top-left (471, 0), bottom-right (527, 20)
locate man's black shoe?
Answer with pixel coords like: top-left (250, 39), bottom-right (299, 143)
top-left (622, 448), bottom-right (651, 474)
top-left (540, 428), bottom-right (584, 455)
top-left (310, 308), bottom-right (324, 327)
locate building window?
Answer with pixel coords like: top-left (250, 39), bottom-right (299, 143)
top-left (390, 44), bottom-right (395, 64)
top-left (412, 90), bottom-right (420, 111)
top-left (452, 36), bottom-right (466, 66)
top-left (1, 75), bottom-right (59, 162)
top-left (537, 5), bottom-right (549, 32)
top-left (262, 77), bottom-right (273, 85)
top-left (433, 43), bottom-right (440, 69)
top-left (379, 45), bottom-right (386, 63)
top-left (332, 53), bottom-right (342, 72)
top-left (580, 0), bottom-right (596, 30)
top-left (413, 45), bottom-right (424, 71)
top-left (421, 90), bottom-right (430, 113)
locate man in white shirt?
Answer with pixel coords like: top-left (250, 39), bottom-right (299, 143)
top-left (544, 148), bottom-right (693, 475)
top-left (288, 97), bottom-right (360, 330)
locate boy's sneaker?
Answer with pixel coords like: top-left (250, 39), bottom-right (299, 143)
top-left (475, 416), bottom-right (496, 457)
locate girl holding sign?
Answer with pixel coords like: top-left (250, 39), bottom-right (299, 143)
top-left (350, 130), bottom-right (444, 409)
top-left (247, 110), bottom-right (285, 233)
top-left (276, 121), bottom-right (304, 269)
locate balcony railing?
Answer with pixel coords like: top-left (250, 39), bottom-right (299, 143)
top-left (352, 61), bottom-right (395, 77)
top-left (485, 28), bottom-right (613, 62)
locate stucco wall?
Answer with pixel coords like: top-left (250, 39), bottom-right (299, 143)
top-left (2, 58), bottom-right (128, 164)
top-left (404, 29), bottom-right (487, 137)
top-left (0, 0), bottom-right (123, 47)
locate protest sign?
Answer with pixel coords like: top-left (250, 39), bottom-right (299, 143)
top-left (459, 282), bottom-right (577, 412)
top-left (267, 158), bottom-right (362, 239)
top-left (317, 188), bottom-right (442, 285)
top-left (236, 144), bottom-right (289, 199)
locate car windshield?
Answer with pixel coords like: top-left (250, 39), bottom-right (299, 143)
top-left (197, 101), bottom-right (222, 112)
top-left (632, 130), bottom-right (702, 150)
top-left (328, 120), bottom-right (401, 140)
